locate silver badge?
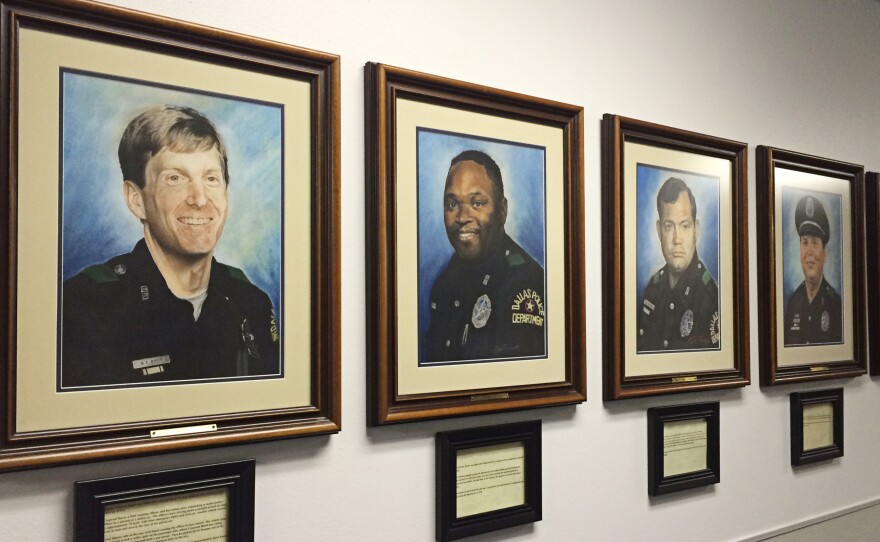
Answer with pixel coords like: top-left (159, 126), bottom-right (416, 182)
top-left (680, 309), bottom-right (694, 338)
top-left (821, 310), bottom-right (830, 332)
top-left (806, 197), bottom-right (814, 218)
top-left (114, 264), bottom-right (127, 275)
top-left (472, 294), bottom-right (492, 329)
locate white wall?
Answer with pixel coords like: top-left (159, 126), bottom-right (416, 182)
top-left (3, 1), bottom-right (880, 540)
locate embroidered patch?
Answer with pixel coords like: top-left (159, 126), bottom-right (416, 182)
top-left (270, 310), bottom-right (279, 342)
top-left (680, 309), bottom-right (694, 338)
top-left (472, 294), bottom-right (492, 329)
top-left (511, 288), bottom-right (545, 327)
top-left (710, 311), bottom-right (720, 345)
top-left (821, 310), bottom-right (830, 332)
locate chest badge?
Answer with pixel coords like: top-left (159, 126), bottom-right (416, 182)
top-left (821, 310), bottom-right (830, 332)
top-left (472, 294), bottom-right (492, 329)
top-left (680, 309), bottom-right (694, 338)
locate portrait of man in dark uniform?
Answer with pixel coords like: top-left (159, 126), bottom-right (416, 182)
top-left (637, 177), bottom-right (720, 353)
top-left (423, 150), bottom-right (546, 363)
top-left (60, 105), bottom-right (280, 388)
top-left (783, 194), bottom-right (842, 346)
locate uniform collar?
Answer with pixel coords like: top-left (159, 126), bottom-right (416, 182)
top-left (663, 251), bottom-right (703, 290)
top-left (129, 239), bottom-right (221, 297)
top-left (448, 233), bottom-right (515, 276)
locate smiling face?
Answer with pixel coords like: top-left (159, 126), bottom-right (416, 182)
top-left (656, 191), bottom-right (699, 279)
top-left (125, 147), bottom-right (228, 261)
top-left (443, 160), bottom-right (507, 261)
top-left (799, 234), bottom-right (826, 287)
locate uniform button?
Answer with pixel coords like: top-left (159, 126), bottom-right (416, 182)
top-left (114, 264), bottom-right (127, 275)
top-left (454, 300), bottom-right (460, 308)
top-left (445, 340), bottom-right (450, 347)
top-left (808, 316), bottom-right (811, 321)
top-left (639, 329), bottom-right (644, 336)
top-left (669, 303), bottom-right (675, 310)
top-left (663, 340), bottom-right (668, 348)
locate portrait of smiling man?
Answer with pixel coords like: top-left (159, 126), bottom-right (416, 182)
top-left (423, 149), bottom-right (546, 363)
top-left (637, 176), bottom-right (720, 353)
top-left (60, 105), bottom-right (280, 388)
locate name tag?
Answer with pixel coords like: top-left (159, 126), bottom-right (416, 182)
top-left (132, 355), bottom-right (171, 370)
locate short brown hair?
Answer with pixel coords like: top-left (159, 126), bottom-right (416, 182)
top-left (118, 105), bottom-right (229, 188)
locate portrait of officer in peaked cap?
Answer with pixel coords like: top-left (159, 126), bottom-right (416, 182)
top-left (417, 130), bottom-right (547, 365)
top-left (59, 96), bottom-right (282, 389)
top-left (783, 193), bottom-right (843, 346)
top-left (636, 172), bottom-right (721, 354)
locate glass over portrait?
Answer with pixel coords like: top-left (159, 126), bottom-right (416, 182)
top-left (417, 129), bottom-right (547, 367)
top-left (635, 164), bottom-right (721, 355)
top-left (780, 188), bottom-right (844, 348)
top-left (58, 71), bottom-right (284, 391)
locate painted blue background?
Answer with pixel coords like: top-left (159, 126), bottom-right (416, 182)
top-left (60, 71), bottom-right (283, 318)
top-left (635, 164), bottom-right (720, 313)
top-left (781, 187), bottom-right (843, 311)
top-left (416, 129), bottom-right (546, 362)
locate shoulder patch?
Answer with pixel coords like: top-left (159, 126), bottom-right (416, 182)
top-left (651, 270), bottom-right (663, 285)
top-left (701, 270), bottom-right (712, 286)
top-left (225, 265), bottom-right (253, 284)
top-left (507, 253), bottom-right (525, 267)
top-left (81, 264), bottom-right (120, 284)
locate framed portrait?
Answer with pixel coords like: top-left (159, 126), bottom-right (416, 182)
top-left (790, 388), bottom-right (843, 466)
top-left (75, 459), bottom-right (255, 542)
top-left (365, 63), bottom-right (586, 425)
top-left (865, 172), bottom-right (880, 375)
top-left (647, 402), bottom-right (720, 496)
top-left (0, 0), bottom-right (340, 471)
top-left (756, 147), bottom-right (866, 385)
top-left (601, 115), bottom-right (750, 400)
top-left (435, 420), bottom-right (541, 541)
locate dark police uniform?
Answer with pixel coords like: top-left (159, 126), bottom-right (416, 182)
top-left (637, 253), bottom-right (720, 352)
top-left (60, 239), bottom-right (280, 388)
top-left (783, 195), bottom-right (842, 346)
top-left (783, 278), bottom-right (842, 346)
top-left (424, 234), bottom-right (546, 363)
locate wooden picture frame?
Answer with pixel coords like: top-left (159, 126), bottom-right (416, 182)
top-left (865, 172), bottom-right (880, 375)
top-left (647, 402), bottom-right (720, 496)
top-left (756, 147), bottom-right (866, 385)
top-left (790, 388), bottom-right (843, 466)
top-left (602, 114), bottom-right (750, 400)
top-left (436, 420), bottom-right (541, 541)
top-left (365, 62), bottom-right (586, 425)
top-left (0, 0), bottom-right (340, 472)
top-left (75, 459), bottom-right (255, 541)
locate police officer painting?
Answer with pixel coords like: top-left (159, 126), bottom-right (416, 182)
top-left (418, 134), bottom-right (547, 364)
top-left (783, 192), bottom-right (843, 346)
top-left (636, 173), bottom-right (721, 353)
top-left (60, 103), bottom-right (281, 388)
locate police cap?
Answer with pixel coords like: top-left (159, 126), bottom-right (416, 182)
top-left (794, 195), bottom-right (829, 245)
